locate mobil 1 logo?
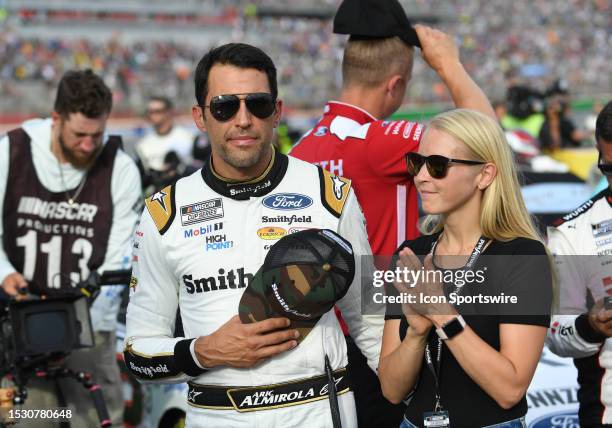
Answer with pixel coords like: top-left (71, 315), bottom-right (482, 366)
top-left (181, 198), bottom-right (224, 226)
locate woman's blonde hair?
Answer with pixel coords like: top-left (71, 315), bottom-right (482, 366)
top-left (420, 109), bottom-right (542, 243)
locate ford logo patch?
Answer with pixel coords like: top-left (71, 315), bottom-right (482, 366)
top-left (262, 193), bottom-right (313, 211)
top-left (314, 126), bottom-right (328, 137)
top-left (529, 411), bottom-right (579, 428)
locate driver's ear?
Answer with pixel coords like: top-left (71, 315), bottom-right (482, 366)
top-left (192, 105), bottom-right (207, 133)
top-left (273, 99), bottom-right (283, 128)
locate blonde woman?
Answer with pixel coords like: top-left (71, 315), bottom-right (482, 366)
top-left (378, 109), bottom-right (552, 428)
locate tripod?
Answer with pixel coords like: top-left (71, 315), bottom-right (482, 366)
top-left (3, 360), bottom-right (112, 428)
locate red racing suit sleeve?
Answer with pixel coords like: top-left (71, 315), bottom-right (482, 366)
top-left (364, 120), bottom-right (423, 181)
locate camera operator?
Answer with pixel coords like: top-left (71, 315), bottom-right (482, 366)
top-left (501, 85), bottom-right (546, 139)
top-left (0, 69), bottom-right (141, 426)
top-left (539, 81), bottom-right (592, 150)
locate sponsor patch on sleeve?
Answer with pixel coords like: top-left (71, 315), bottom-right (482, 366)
top-left (144, 185), bottom-right (175, 235)
top-left (412, 123), bottom-right (424, 142)
top-left (123, 341), bottom-right (181, 380)
top-left (319, 168), bottom-right (351, 218)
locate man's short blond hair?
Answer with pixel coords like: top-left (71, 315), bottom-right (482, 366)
top-left (342, 36), bottom-right (414, 88)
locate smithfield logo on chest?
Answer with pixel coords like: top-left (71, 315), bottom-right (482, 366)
top-left (261, 215), bottom-right (312, 225)
top-left (262, 193), bottom-right (313, 211)
top-left (182, 268), bottom-right (253, 293)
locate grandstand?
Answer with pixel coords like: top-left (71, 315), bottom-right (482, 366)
top-left (0, 0), bottom-right (609, 118)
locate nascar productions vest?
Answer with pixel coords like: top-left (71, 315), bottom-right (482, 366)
top-left (3, 128), bottom-right (119, 294)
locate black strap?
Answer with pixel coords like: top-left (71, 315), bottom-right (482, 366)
top-left (424, 234), bottom-right (489, 411)
top-left (424, 338), bottom-right (443, 411)
top-left (325, 355), bottom-right (342, 428)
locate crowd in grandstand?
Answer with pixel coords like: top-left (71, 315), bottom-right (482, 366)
top-left (0, 1), bottom-right (610, 427)
top-left (0, 0), bottom-right (609, 114)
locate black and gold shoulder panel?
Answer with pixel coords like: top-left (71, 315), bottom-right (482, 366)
top-left (318, 168), bottom-right (352, 218)
top-left (144, 184), bottom-right (176, 235)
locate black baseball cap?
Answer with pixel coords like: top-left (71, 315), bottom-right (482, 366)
top-left (238, 229), bottom-right (355, 343)
top-left (333, 0), bottom-right (421, 48)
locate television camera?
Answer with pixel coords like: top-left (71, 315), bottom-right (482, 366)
top-left (0, 270), bottom-right (131, 427)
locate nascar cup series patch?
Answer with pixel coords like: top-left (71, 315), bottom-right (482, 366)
top-left (180, 198), bottom-right (224, 226)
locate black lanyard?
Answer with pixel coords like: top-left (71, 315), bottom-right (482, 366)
top-left (424, 235), bottom-right (489, 411)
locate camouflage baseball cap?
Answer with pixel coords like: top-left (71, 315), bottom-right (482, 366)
top-left (239, 229), bottom-right (355, 343)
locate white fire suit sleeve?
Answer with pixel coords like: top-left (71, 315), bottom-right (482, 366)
top-left (124, 205), bottom-right (207, 383)
top-left (97, 152), bottom-right (142, 274)
top-left (546, 226), bottom-right (604, 358)
top-left (335, 190), bottom-right (384, 372)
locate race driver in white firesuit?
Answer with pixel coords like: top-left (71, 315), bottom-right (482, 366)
top-left (123, 43), bottom-right (383, 427)
top-left (546, 100), bottom-right (612, 427)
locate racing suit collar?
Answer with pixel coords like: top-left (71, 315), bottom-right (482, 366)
top-left (201, 146), bottom-right (288, 200)
top-left (325, 101), bottom-right (377, 125)
top-left (597, 185), bottom-right (612, 207)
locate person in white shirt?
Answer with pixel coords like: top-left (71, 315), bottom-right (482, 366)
top-left (0, 69), bottom-right (141, 427)
top-left (136, 96), bottom-right (195, 172)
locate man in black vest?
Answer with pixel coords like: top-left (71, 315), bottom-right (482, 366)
top-left (0, 69), bottom-right (141, 426)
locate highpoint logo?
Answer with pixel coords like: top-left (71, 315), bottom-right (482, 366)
top-left (205, 234), bottom-right (233, 251)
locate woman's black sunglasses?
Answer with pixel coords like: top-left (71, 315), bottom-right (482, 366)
top-left (405, 152), bottom-right (486, 179)
top-left (200, 92), bottom-right (276, 122)
top-left (598, 153), bottom-right (612, 177)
